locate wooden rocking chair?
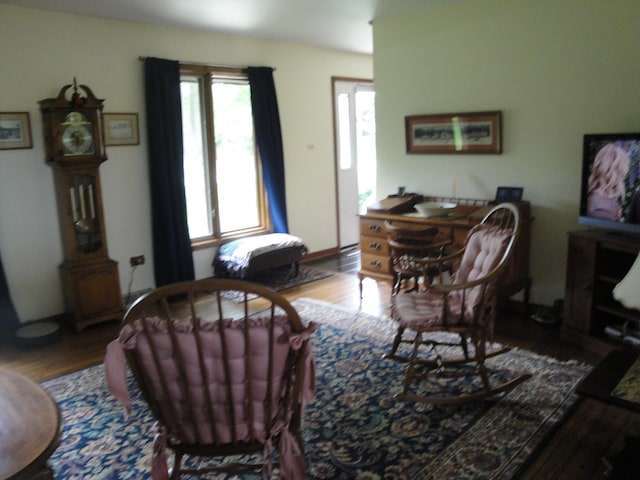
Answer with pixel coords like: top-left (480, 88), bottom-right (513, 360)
top-left (387, 203), bottom-right (531, 404)
top-left (104, 278), bottom-right (316, 479)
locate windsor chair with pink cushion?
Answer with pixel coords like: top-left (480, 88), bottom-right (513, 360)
top-left (104, 278), bottom-right (316, 479)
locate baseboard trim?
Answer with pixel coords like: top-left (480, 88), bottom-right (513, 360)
top-left (302, 247), bottom-right (341, 262)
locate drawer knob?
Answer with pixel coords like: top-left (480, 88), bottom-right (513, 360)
top-left (368, 224), bottom-right (381, 232)
top-left (368, 241), bottom-right (381, 250)
top-left (369, 260), bottom-right (381, 268)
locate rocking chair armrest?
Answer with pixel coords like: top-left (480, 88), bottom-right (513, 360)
top-left (387, 237), bottom-right (453, 253)
top-left (428, 238), bottom-right (455, 252)
top-left (428, 265), bottom-right (504, 294)
top-left (411, 245), bottom-right (464, 272)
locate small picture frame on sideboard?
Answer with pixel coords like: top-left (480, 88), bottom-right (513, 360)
top-left (495, 186), bottom-right (523, 203)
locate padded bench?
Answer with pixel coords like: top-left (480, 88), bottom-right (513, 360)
top-left (213, 233), bottom-right (308, 279)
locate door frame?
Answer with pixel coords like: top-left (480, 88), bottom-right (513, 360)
top-left (331, 76), bottom-right (375, 249)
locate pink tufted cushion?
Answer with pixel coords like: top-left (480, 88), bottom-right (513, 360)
top-left (453, 224), bottom-right (511, 284)
top-left (392, 292), bottom-right (463, 329)
top-left (121, 315), bottom-right (295, 445)
top-left (392, 224), bottom-right (512, 329)
top-left (452, 224), bottom-right (512, 315)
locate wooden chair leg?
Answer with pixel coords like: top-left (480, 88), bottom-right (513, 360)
top-left (170, 453), bottom-right (182, 480)
top-left (400, 331), bottom-right (424, 395)
top-left (392, 273), bottom-right (401, 296)
top-left (390, 326), bottom-right (405, 355)
top-left (459, 333), bottom-right (469, 361)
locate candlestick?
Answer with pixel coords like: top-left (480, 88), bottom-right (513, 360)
top-left (70, 187), bottom-right (78, 222)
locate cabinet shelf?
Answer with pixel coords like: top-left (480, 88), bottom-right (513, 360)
top-left (596, 305), bottom-right (640, 325)
top-left (563, 230), bottom-right (640, 355)
top-left (597, 275), bottom-right (624, 285)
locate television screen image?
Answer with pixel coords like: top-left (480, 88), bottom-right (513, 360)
top-left (580, 133), bottom-right (640, 236)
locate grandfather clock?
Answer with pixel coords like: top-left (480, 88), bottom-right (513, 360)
top-left (39, 80), bottom-right (122, 332)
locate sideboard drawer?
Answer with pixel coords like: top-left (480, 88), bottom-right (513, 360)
top-left (360, 252), bottom-right (390, 275)
top-left (360, 235), bottom-right (389, 256)
top-left (360, 218), bottom-right (386, 238)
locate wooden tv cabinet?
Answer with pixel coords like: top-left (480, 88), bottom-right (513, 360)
top-left (563, 230), bottom-right (640, 355)
top-left (358, 196), bottom-right (532, 308)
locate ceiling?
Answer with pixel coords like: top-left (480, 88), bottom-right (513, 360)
top-left (1, 0), bottom-right (456, 54)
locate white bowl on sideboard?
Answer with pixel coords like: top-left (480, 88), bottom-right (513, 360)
top-left (414, 201), bottom-right (457, 217)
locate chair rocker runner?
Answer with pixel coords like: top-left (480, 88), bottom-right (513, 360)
top-left (387, 203), bottom-right (531, 404)
top-left (104, 278), bottom-right (316, 479)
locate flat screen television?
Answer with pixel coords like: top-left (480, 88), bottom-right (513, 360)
top-left (579, 133), bottom-right (640, 236)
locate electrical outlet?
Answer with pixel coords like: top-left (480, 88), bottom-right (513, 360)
top-left (130, 255), bottom-right (145, 267)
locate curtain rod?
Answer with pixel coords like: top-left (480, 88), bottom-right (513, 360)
top-left (137, 56), bottom-right (275, 71)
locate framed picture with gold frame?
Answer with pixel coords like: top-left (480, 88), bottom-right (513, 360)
top-left (0, 112), bottom-right (32, 150)
top-left (405, 110), bottom-right (502, 154)
top-left (103, 112), bottom-right (139, 146)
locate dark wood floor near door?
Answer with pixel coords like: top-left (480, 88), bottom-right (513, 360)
top-left (1, 250), bottom-right (638, 479)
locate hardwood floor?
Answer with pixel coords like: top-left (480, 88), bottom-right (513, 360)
top-left (1, 250), bottom-right (638, 478)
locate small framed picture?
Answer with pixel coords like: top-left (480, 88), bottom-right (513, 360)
top-left (495, 186), bottom-right (523, 202)
top-left (0, 112), bottom-right (33, 150)
top-left (103, 112), bottom-right (139, 146)
top-left (405, 110), bottom-right (502, 154)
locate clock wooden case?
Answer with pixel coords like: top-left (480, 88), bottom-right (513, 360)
top-left (39, 82), bottom-right (122, 332)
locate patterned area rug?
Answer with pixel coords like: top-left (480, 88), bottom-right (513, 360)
top-left (218, 265), bottom-right (333, 301)
top-left (43, 298), bottom-right (590, 479)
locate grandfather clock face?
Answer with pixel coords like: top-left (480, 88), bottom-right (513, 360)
top-left (61, 111), bottom-right (95, 156)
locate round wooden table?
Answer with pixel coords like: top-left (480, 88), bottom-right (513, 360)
top-left (0, 369), bottom-right (60, 479)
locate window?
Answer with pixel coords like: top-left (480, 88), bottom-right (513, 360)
top-left (180, 65), bottom-right (268, 246)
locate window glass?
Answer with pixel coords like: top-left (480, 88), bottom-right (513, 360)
top-left (181, 77), bottom-right (211, 238)
top-left (211, 81), bottom-right (260, 232)
top-left (180, 68), bottom-right (266, 244)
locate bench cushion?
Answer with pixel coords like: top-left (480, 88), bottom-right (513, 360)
top-left (214, 233), bottom-right (307, 278)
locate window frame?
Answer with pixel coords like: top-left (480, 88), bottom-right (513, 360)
top-left (180, 64), bottom-right (270, 250)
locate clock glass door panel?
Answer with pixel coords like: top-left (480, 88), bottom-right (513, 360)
top-left (70, 174), bottom-right (102, 253)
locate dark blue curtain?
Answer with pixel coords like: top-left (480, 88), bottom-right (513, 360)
top-left (144, 57), bottom-right (195, 286)
top-left (247, 67), bottom-right (289, 233)
top-left (0, 253), bottom-right (19, 343)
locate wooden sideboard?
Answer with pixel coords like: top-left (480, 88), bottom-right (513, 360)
top-left (358, 197), bottom-right (532, 308)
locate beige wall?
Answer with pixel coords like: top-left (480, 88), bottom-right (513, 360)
top-left (373, 0), bottom-right (640, 305)
top-left (0, 5), bottom-right (372, 321)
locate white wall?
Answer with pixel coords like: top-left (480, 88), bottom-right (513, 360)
top-left (0, 5), bottom-right (372, 322)
top-left (373, 0), bottom-right (640, 305)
